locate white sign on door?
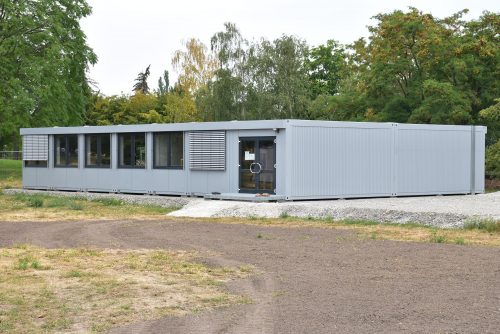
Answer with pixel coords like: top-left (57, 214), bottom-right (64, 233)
top-left (245, 151), bottom-right (255, 160)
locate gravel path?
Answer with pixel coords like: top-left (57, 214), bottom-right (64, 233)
top-left (5, 189), bottom-right (499, 228)
top-left (170, 192), bottom-right (500, 228)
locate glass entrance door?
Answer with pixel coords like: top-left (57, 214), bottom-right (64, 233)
top-left (239, 137), bottom-right (276, 194)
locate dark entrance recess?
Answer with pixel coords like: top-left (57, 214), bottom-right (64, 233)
top-left (239, 137), bottom-right (276, 194)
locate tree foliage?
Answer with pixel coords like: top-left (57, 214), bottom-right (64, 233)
top-left (133, 65), bottom-right (151, 94)
top-left (0, 0), bottom-right (96, 149)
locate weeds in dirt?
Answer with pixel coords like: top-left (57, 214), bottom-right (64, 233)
top-left (0, 245), bottom-right (251, 334)
top-left (463, 219), bottom-right (500, 233)
top-left (0, 192), bottom-right (176, 221)
top-left (429, 231), bottom-right (447, 243)
top-left (279, 212), bottom-right (290, 219)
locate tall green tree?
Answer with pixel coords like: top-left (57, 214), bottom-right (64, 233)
top-left (157, 70), bottom-right (170, 96)
top-left (0, 0), bottom-right (96, 149)
top-left (133, 65), bottom-right (151, 94)
top-left (247, 35), bottom-right (311, 119)
top-left (207, 22), bottom-right (248, 120)
top-left (306, 40), bottom-right (347, 98)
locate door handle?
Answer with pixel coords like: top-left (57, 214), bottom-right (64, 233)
top-left (250, 162), bottom-right (262, 174)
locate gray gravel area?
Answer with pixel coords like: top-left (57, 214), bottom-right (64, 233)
top-left (3, 189), bottom-right (190, 208)
top-left (4, 189), bottom-right (499, 228)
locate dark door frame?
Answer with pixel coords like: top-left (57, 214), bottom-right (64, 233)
top-left (238, 136), bottom-right (276, 194)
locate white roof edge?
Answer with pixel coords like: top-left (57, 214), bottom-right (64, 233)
top-left (20, 120), bottom-right (289, 135)
top-left (287, 119), bottom-right (487, 131)
top-left (19, 119), bottom-right (487, 135)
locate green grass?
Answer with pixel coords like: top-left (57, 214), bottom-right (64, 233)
top-left (463, 219), bottom-right (500, 233)
top-left (0, 159), bottom-right (22, 189)
top-left (429, 230), bottom-right (447, 243)
top-left (0, 159), bottom-right (22, 180)
top-left (0, 192), bottom-right (177, 221)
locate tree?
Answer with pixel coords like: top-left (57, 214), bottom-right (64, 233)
top-left (0, 0), bottom-right (96, 149)
top-left (247, 35), bottom-right (311, 119)
top-left (158, 70), bottom-right (170, 96)
top-left (207, 22), bottom-right (248, 120)
top-left (133, 65), bottom-right (151, 94)
top-left (171, 38), bottom-right (218, 94)
top-left (409, 80), bottom-right (471, 124)
top-left (306, 40), bottom-right (347, 98)
top-left (480, 98), bottom-right (500, 146)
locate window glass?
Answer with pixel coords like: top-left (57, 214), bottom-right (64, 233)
top-left (86, 135), bottom-right (98, 166)
top-left (154, 133), bottom-right (169, 166)
top-left (171, 132), bottom-right (183, 167)
top-left (100, 134), bottom-right (111, 167)
top-left (86, 134), bottom-right (111, 168)
top-left (153, 132), bottom-right (183, 168)
top-left (134, 135), bottom-right (146, 167)
top-left (67, 135), bottom-right (79, 167)
top-left (55, 135), bottom-right (65, 166)
top-left (54, 134), bottom-right (78, 167)
top-left (118, 133), bottom-right (145, 168)
top-left (25, 160), bottom-right (47, 167)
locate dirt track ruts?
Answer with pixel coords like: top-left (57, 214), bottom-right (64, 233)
top-left (0, 219), bottom-right (499, 333)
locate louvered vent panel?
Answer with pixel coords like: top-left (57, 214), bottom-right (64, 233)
top-left (189, 131), bottom-right (226, 170)
top-left (22, 135), bottom-right (48, 161)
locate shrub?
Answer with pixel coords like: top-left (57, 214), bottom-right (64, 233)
top-left (463, 219), bottom-right (500, 233)
top-left (27, 197), bottom-right (44, 208)
top-left (94, 198), bottom-right (123, 206)
top-left (430, 231), bottom-right (446, 243)
top-left (69, 202), bottom-right (84, 211)
top-left (485, 139), bottom-right (500, 179)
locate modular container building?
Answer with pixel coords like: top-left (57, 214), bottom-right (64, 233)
top-left (20, 120), bottom-right (486, 200)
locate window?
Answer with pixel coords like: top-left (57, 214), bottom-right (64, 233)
top-left (153, 132), bottom-right (183, 169)
top-left (118, 133), bottom-right (146, 168)
top-left (85, 134), bottom-right (111, 168)
top-left (25, 160), bottom-right (47, 168)
top-left (54, 135), bottom-right (79, 167)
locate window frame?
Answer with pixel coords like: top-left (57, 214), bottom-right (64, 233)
top-left (54, 134), bottom-right (79, 168)
top-left (153, 132), bottom-right (184, 170)
top-left (85, 134), bottom-right (111, 168)
top-left (117, 132), bottom-right (146, 169)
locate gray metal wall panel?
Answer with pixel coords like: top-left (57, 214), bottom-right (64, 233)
top-left (289, 125), bottom-right (393, 199)
top-left (22, 168), bottom-right (37, 188)
top-left (287, 122), bottom-right (486, 199)
top-left (396, 125), bottom-right (470, 195)
top-left (474, 128), bottom-right (486, 193)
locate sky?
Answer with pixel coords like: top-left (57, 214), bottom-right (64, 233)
top-left (80, 0), bottom-right (499, 96)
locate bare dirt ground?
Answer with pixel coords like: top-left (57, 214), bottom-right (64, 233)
top-left (0, 219), bottom-right (499, 333)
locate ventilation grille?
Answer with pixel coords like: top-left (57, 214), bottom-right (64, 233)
top-left (23, 135), bottom-right (48, 161)
top-left (189, 131), bottom-right (225, 171)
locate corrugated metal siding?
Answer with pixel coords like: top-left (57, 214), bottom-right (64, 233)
top-left (288, 123), bottom-right (485, 199)
top-left (22, 135), bottom-right (48, 160)
top-left (189, 131), bottom-right (226, 171)
top-left (289, 125), bottom-right (393, 198)
top-left (396, 126), bottom-right (470, 194)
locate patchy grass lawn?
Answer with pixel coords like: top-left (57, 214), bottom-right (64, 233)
top-left (202, 216), bottom-right (500, 247)
top-left (0, 159), bottom-right (22, 189)
top-left (0, 192), bottom-right (178, 221)
top-left (0, 245), bottom-right (250, 333)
